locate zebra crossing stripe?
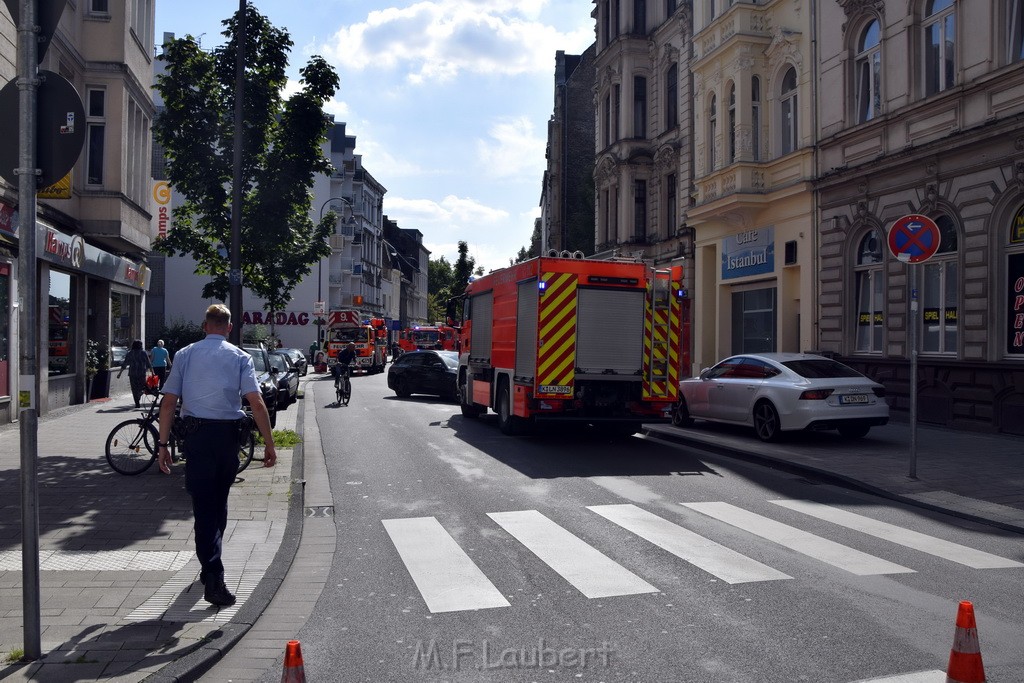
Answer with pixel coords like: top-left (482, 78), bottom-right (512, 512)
top-left (681, 502), bottom-right (915, 576)
top-left (488, 510), bottom-right (659, 599)
top-left (588, 504), bottom-right (791, 584)
top-left (382, 517), bottom-right (510, 613)
top-left (770, 499), bottom-right (1024, 570)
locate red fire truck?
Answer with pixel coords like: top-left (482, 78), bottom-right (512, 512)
top-left (325, 310), bottom-right (389, 373)
top-left (397, 324), bottom-right (458, 354)
top-left (456, 255), bottom-right (688, 435)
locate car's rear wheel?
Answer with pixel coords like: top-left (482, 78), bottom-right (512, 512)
top-left (394, 378), bottom-right (411, 398)
top-left (838, 424), bottom-right (871, 439)
top-left (752, 400), bottom-right (782, 442)
top-left (672, 398), bottom-right (694, 427)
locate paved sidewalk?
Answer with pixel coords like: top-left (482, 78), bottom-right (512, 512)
top-left (0, 382), bottom-right (307, 682)
top-left (644, 419), bottom-right (1024, 533)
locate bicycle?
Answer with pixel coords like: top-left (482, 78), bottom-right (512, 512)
top-left (333, 364), bottom-right (352, 406)
top-left (105, 393), bottom-right (256, 475)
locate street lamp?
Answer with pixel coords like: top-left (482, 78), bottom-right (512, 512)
top-left (317, 197), bottom-right (356, 346)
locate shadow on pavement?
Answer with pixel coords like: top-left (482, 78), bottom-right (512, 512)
top-left (0, 454), bottom-right (193, 553)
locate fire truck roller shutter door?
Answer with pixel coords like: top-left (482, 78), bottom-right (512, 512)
top-left (536, 271), bottom-right (579, 395)
top-left (515, 279), bottom-right (538, 381)
top-left (470, 292), bottom-right (493, 362)
top-left (576, 288), bottom-right (646, 375)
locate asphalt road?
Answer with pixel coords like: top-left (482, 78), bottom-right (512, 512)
top-left (289, 370), bottom-right (1024, 683)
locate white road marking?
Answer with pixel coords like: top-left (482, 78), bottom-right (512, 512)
top-left (488, 510), bottom-right (659, 598)
top-left (771, 499), bottom-right (1024, 570)
top-left (382, 517), bottom-right (510, 613)
top-left (850, 671), bottom-right (946, 682)
top-left (588, 503), bottom-right (791, 584)
top-left (681, 502), bottom-right (915, 576)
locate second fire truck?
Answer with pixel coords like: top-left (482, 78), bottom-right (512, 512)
top-left (325, 310), bottom-right (389, 373)
top-left (455, 254), bottom-right (688, 435)
top-left (397, 324), bottom-right (458, 354)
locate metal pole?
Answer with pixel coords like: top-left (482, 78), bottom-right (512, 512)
top-left (909, 270), bottom-right (919, 479)
top-left (16, 0), bottom-right (42, 661)
top-left (228, 0), bottom-right (246, 345)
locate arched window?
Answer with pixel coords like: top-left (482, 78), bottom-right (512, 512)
top-left (920, 215), bottom-right (959, 354)
top-left (708, 94), bottom-right (718, 171)
top-left (855, 19), bottom-right (881, 123)
top-left (923, 0), bottom-right (955, 96)
top-left (779, 67), bottom-right (798, 155)
top-left (727, 83), bottom-right (736, 164)
top-left (751, 76), bottom-right (761, 161)
top-left (854, 229), bottom-right (885, 353)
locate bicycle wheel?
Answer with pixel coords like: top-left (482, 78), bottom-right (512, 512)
top-left (342, 378), bottom-right (351, 406)
top-left (105, 419), bottom-right (158, 475)
top-left (236, 430), bottom-right (255, 473)
top-left (336, 382), bottom-right (344, 405)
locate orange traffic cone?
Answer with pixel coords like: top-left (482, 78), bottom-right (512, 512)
top-left (946, 601), bottom-right (985, 683)
top-left (281, 639), bottom-right (306, 683)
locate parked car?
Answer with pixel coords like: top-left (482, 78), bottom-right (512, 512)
top-left (387, 350), bottom-right (458, 400)
top-left (269, 350), bottom-right (300, 408)
top-left (243, 345), bottom-right (279, 427)
top-left (279, 348), bottom-right (308, 376)
top-left (673, 352), bottom-right (889, 442)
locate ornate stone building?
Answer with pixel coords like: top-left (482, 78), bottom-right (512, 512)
top-left (687, 0), bottom-right (817, 373)
top-left (815, 0), bottom-right (1024, 434)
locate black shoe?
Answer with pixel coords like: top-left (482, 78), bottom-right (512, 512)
top-left (204, 580), bottom-right (236, 607)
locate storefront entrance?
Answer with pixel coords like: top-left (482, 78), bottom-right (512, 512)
top-left (731, 287), bottom-right (776, 354)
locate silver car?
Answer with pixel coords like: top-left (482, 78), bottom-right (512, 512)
top-left (674, 353), bottom-right (889, 441)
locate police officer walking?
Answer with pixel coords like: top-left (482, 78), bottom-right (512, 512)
top-left (156, 304), bottom-right (278, 607)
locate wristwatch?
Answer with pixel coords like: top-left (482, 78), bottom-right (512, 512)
top-left (157, 441), bottom-right (169, 448)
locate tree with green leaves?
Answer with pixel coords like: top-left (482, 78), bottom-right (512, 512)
top-left (152, 3), bottom-right (339, 314)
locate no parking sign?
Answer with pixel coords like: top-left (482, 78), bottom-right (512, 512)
top-left (887, 214), bottom-right (940, 263)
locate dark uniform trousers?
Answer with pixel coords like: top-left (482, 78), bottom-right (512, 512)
top-left (184, 422), bottom-right (240, 584)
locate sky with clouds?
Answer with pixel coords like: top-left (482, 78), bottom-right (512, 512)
top-left (155, 0), bottom-right (595, 274)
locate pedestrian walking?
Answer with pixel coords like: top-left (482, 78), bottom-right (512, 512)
top-left (156, 304), bottom-right (278, 607)
top-left (117, 339), bottom-right (152, 408)
top-left (150, 339), bottom-right (171, 390)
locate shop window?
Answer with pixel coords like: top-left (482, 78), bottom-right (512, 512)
top-left (854, 229), bottom-right (885, 353)
top-left (48, 270), bottom-right (74, 376)
top-left (110, 290), bottom-right (141, 366)
top-left (0, 262), bottom-right (9, 397)
top-left (923, 0), bottom-right (955, 97)
top-left (920, 215), bottom-right (959, 354)
top-left (1006, 203), bottom-right (1024, 356)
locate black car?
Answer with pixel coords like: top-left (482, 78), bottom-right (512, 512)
top-left (387, 350), bottom-right (458, 400)
top-left (279, 348), bottom-right (308, 376)
top-left (243, 346), bottom-right (279, 427)
top-left (269, 350), bottom-right (300, 408)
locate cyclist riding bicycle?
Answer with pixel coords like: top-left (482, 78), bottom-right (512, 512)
top-left (331, 342), bottom-right (357, 399)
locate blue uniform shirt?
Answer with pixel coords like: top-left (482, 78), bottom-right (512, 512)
top-left (150, 346), bottom-right (170, 368)
top-left (161, 334), bottom-right (260, 420)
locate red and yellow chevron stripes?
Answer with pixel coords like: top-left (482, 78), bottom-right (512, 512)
top-left (535, 272), bottom-right (578, 396)
top-left (642, 275), bottom-right (682, 400)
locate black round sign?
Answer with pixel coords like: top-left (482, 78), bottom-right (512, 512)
top-left (0, 69), bottom-right (86, 188)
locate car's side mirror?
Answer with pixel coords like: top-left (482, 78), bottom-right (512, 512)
top-left (699, 368), bottom-right (710, 379)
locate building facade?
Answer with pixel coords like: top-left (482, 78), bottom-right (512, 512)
top-left (686, 0), bottom-right (817, 373)
top-left (0, 0), bottom-right (155, 422)
top-left (541, 46), bottom-right (597, 256)
top-left (591, 0), bottom-right (696, 369)
top-left (815, 0), bottom-right (1024, 434)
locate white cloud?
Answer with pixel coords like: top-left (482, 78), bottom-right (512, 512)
top-left (319, 1), bottom-right (592, 84)
top-left (476, 116), bottom-right (546, 179)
